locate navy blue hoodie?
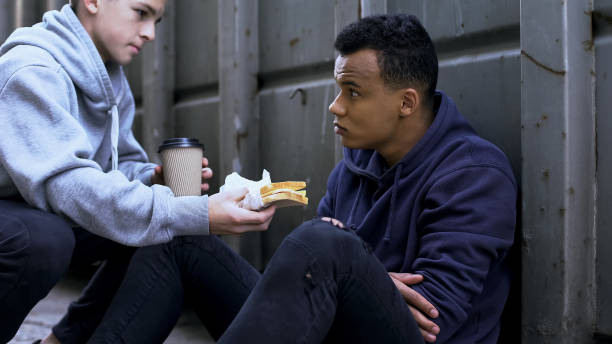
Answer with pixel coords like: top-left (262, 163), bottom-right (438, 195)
top-left (317, 91), bottom-right (517, 343)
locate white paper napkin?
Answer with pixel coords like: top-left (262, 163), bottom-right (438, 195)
top-left (220, 169), bottom-right (271, 210)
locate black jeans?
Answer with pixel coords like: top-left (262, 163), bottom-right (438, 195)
top-left (0, 198), bottom-right (134, 343)
top-left (89, 219), bottom-right (423, 343)
top-left (88, 234), bottom-right (260, 343)
top-left (0, 199), bottom-right (74, 343)
top-left (52, 229), bottom-right (135, 343)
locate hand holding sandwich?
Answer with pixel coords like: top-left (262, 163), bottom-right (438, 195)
top-left (209, 187), bottom-right (276, 235)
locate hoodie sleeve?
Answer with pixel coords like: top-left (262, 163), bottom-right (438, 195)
top-left (410, 165), bottom-right (516, 343)
top-left (115, 70), bottom-right (156, 186)
top-left (0, 64), bottom-right (209, 246)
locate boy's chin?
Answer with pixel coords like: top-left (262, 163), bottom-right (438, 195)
top-left (109, 54), bottom-right (135, 66)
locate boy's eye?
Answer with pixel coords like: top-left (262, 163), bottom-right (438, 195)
top-left (349, 90), bottom-right (359, 97)
top-left (136, 9), bottom-right (147, 18)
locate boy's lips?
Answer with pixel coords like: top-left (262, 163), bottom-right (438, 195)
top-left (129, 44), bottom-right (142, 53)
top-left (334, 122), bottom-right (347, 135)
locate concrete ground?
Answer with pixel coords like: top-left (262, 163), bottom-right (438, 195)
top-left (8, 274), bottom-right (214, 344)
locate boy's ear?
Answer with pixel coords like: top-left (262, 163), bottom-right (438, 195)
top-left (399, 88), bottom-right (419, 118)
top-left (82, 0), bottom-right (100, 14)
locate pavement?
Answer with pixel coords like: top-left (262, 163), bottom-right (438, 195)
top-left (8, 274), bottom-right (214, 344)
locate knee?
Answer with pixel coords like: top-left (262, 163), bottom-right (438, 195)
top-left (288, 219), bottom-right (364, 259)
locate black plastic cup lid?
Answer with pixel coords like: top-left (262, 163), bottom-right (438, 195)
top-left (158, 138), bottom-right (204, 153)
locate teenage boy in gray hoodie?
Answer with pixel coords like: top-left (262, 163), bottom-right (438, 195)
top-left (0, 0), bottom-right (275, 342)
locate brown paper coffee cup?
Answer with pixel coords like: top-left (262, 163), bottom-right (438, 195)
top-left (158, 138), bottom-right (204, 197)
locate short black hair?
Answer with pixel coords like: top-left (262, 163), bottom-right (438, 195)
top-left (334, 14), bottom-right (438, 102)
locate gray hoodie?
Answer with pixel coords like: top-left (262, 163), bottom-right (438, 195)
top-left (0, 5), bottom-right (209, 246)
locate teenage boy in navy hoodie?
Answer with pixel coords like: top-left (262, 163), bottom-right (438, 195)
top-left (0, 0), bottom-right (275, 342)
top-left (215, 14), bottom-right (517, 344)
top-left (81, 13), bottom-right (517, 344)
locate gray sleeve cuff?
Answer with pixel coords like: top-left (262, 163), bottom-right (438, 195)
top-left (166, 194), bottom-right (210, 236)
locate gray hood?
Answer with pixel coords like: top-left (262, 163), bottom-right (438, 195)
top-left (1, 4), bottom-right (121, 170)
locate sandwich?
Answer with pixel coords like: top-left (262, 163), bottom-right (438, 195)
top-left (260, 181), bottom-right (308, 208)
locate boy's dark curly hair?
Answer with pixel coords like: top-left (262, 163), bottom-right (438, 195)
top-left (335, 14), bottom-right (438, 103)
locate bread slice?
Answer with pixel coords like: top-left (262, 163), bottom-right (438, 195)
top-left (260, 181), bottom-right (306, 197)
top-left (260, 181), bottom-right (307, 208)
top-left (262, 191), bottom-right (308, 208)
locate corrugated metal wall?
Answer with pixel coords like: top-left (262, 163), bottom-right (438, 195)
top-left (1, 1), bottom-right (611, 342)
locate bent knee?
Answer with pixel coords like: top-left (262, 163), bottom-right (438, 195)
top-left (289, 219), bottom-right (365, 256)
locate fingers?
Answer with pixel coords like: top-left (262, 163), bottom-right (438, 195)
top-left (321, 217), bottom-right (345, 228)
top-left (202, 167), bottom-right (213, 179)
top-left (201, 157), bottom-right (209, 168)
top-left (388, 272), bottom-right (424, 285)
top-left (408, 305), bottom-right (439, 343)
top-left (231, 204), bottom-right (276, 225)
top-left (208, 192), bottom-right (276, 235)
top-left (225, 206), bottom-right (276, 234)
top-left (389, 274), bottom-right (438, 318)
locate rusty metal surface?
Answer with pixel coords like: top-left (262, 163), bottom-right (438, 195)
top-left (521, 0), bottom-right (596, 343)
top-left (259, 0), bottom-right (335, 74)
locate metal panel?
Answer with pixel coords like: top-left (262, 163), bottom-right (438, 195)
top-left (389, 0), bottom-right (519, 42)
top-left (15, 0), bottom-right (44, 28)
top-left (521, 1), bottom-right (596, 343)
top-left (218, 0), bottom-right (261, 265)
top-left (360, 0), bottom-right (387, 17)
top-left (45, 0), bottom-right (66, 11)
top-left (259, 81), bottom-right (337, 263)
top-left (594, 0), bottom-right (612, 337)
top-left (438, 49), bottom-right (521, 179)
top-left (259, 0), bottom-right (335, 74)
top-left (175, 0), bottom-right (218, 90)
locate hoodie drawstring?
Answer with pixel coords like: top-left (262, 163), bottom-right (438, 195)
top-left (384, 164), bottom-right (403, 242)
top-left (109, 104), bottom-right (119, 171)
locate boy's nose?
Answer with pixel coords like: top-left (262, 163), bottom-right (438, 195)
top-left (328, 93), bottom-right (346, 117)
top-left (141, 22), bottom-right (156, 41)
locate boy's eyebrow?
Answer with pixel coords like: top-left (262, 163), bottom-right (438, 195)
top-left (136, 1), bottom-right (160, 17)
top-left (340, 80), bottom-right (361, 88)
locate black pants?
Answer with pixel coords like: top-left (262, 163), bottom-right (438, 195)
top-left (219, 219), bottom-right (424, 343)
top-left (0, 198), bottom-right (134, 343)
top-left (0, 199), bottom-right (74, 343)
top-left (88, 219), bottom-right (423, 343)
top-left (88, 234), bottom-right (260, 343)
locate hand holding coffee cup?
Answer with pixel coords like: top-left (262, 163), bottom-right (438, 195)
top-left (158, 138), bottom-right (206, 197)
